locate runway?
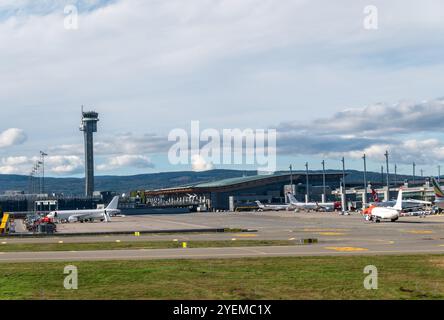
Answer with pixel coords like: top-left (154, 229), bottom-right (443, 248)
top-left (1, 241), bottom-right (444, 263)
top-left (2, 211), bottom-right (444, 262)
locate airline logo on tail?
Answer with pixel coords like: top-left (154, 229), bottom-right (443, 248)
top-left (371, 189), bottom-right (379, 202)
top-left (431, 177), bottom-right (444, 199)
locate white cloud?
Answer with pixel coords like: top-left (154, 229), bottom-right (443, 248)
top-left (97, 154), bottom-right (154, 171)
top-left (1, 1), bottom-right (444, 174)
top-left (0, 0), bottom-right (114, 18)
top-left (191, 154), bottom-right (213, 172)
top-left (1, 156), bottom-right (29, 165)
top-left (0, 155), bottom-right (83, 175)
top-left (325, 139), bottom-right (444, 166)
top-left (0, 128), bottom-right (27, 148)
top-left (49, 132), bottom-right (171, 157)
top-left (276, 98), bottom-right (444, 165)
top-left (280, 98), bottom-right (444, 137)
top-left (2, 0), bottom-right (443, 134)
top-left (0, 165), bottom-right (20, 174)
top-left (46, 155), bottom-right (83, 175)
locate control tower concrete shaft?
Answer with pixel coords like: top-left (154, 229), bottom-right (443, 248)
top-left (80, 110), bottom-right (99, 197)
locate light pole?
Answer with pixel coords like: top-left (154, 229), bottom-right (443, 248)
top-left (384, 150), bottom-right (390, 189)
top-left (341, 157), bottom-right (346, 190)
top-left (34, 164), bottom-right (39, 194)
top-left (381, 165), bottom-right (384, 186)
top-left (38, 161), bottom-right (43, 193)
top-left (413, 162), bottom-right (416, 186)
top-left (35, 162), bottom-right (41, 194)
top-left (29, 171), bottom-right (34, 194)
top-left (439, 165), bottom-right (441, 184)
top-left (289, 165), bottom-right (293, 187)
top-left (341, 157), bottom-right (346, 213)
top-left (305, 162), bottom-right (309, 203)
top-left (322, 160), bottom-right (326, 202)
top-left (288, 164), bottom-right (294, 200)
top-left (362, 154), bottom-right (367, 206)
top-left (394, 164), bottom-right (398, 187)
top-left (40, 151), bottom-right (48, 194)
top-left (31, 165), bottom-right (34, 194)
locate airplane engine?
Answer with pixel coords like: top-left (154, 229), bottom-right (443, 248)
top-left (68, 216), bottom-right (79, 223)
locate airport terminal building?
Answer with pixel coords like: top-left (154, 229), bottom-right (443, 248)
top-left (143, 172), bottom-right (344, 211)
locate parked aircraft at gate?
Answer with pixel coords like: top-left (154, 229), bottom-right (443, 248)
top-left (47, 196), bottom-right (120, 223)
top-left (286, 193), bottom-right (336, 212)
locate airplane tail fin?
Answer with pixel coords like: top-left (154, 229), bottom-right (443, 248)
top-left (431, 177), bottom-right (444, 199)
top-left (106, 196), bottom-right (119, 210)
top-left (393, 188), bottom-right (403, 211)
top-left (286, 193), bottom-right (299, 205)
top-left (371, 189), bottom-right (380, 202)
top-left (255, 201), bottom-right (264, 208)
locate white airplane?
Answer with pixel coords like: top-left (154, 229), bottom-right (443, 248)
top-left (370, 199), bottom-right (431, 210)
top-left (431, 177), bottom-right (444, 210)
top-left (368, 188), bottom-right (431, 211)
top-left (255, 200), bottom-right (291, 211)
top-left (366, 188), bottom-right (403, 223)
top-left (286, 193), bottom-right (335, 212)
top-left (47, 196), bottom-right (120, 223)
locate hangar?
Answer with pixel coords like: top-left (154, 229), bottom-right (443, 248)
top-left (143, 172), bottom-right (344, 211)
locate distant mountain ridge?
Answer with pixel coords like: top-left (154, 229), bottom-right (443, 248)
top-left (0, 169), bottom-right (421, 195)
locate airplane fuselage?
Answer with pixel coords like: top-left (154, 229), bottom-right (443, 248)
top-left (293, 202), bottom-right (335, 211)
top-left (258, 204), bottom-right (290, 211)
top-left (49, 209), bottom-right (120, 222)
top-left (369, 207), bottom-right (399, 221)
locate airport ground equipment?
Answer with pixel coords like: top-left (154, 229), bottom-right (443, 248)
top-left (0, 213), bottom-right (9, 234)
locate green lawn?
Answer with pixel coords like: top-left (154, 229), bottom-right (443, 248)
top-left (0, 255), bottom-right (443, 300)
top-left (0, 240), bottom-right (296, 252)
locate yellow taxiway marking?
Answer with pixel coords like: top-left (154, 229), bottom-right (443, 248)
top-left (324, 247), bottom-right (369, 252)
top-left (331, 238), bottom-right (395, 245)
top-left (405, 230), bottom-right (434, 234)
top-left (317, 232), bottom-right (346, 236)
top-left (234, 234), bottom-right (257, 238)
top-left (304, 228), bottom-right (348, 232)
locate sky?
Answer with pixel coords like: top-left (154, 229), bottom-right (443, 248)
top-left (0, 0), bottom-right (444, 177)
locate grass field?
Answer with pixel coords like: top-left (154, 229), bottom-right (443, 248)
top-left (0, 255), bottom-right (444, 300)
top-left (0, 240), bottom-right (296, 252)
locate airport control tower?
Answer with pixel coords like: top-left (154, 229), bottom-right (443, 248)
top-left (80, 109), bottom-right (99, 197)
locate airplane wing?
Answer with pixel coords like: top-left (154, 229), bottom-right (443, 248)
top-left (406, 199), bottom-right (432, 205)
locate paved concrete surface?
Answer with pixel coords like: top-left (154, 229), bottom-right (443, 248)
top-left (1, 242), bottom-right (444, 263)
top-left (1, 211), bottom-right (444, 262)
